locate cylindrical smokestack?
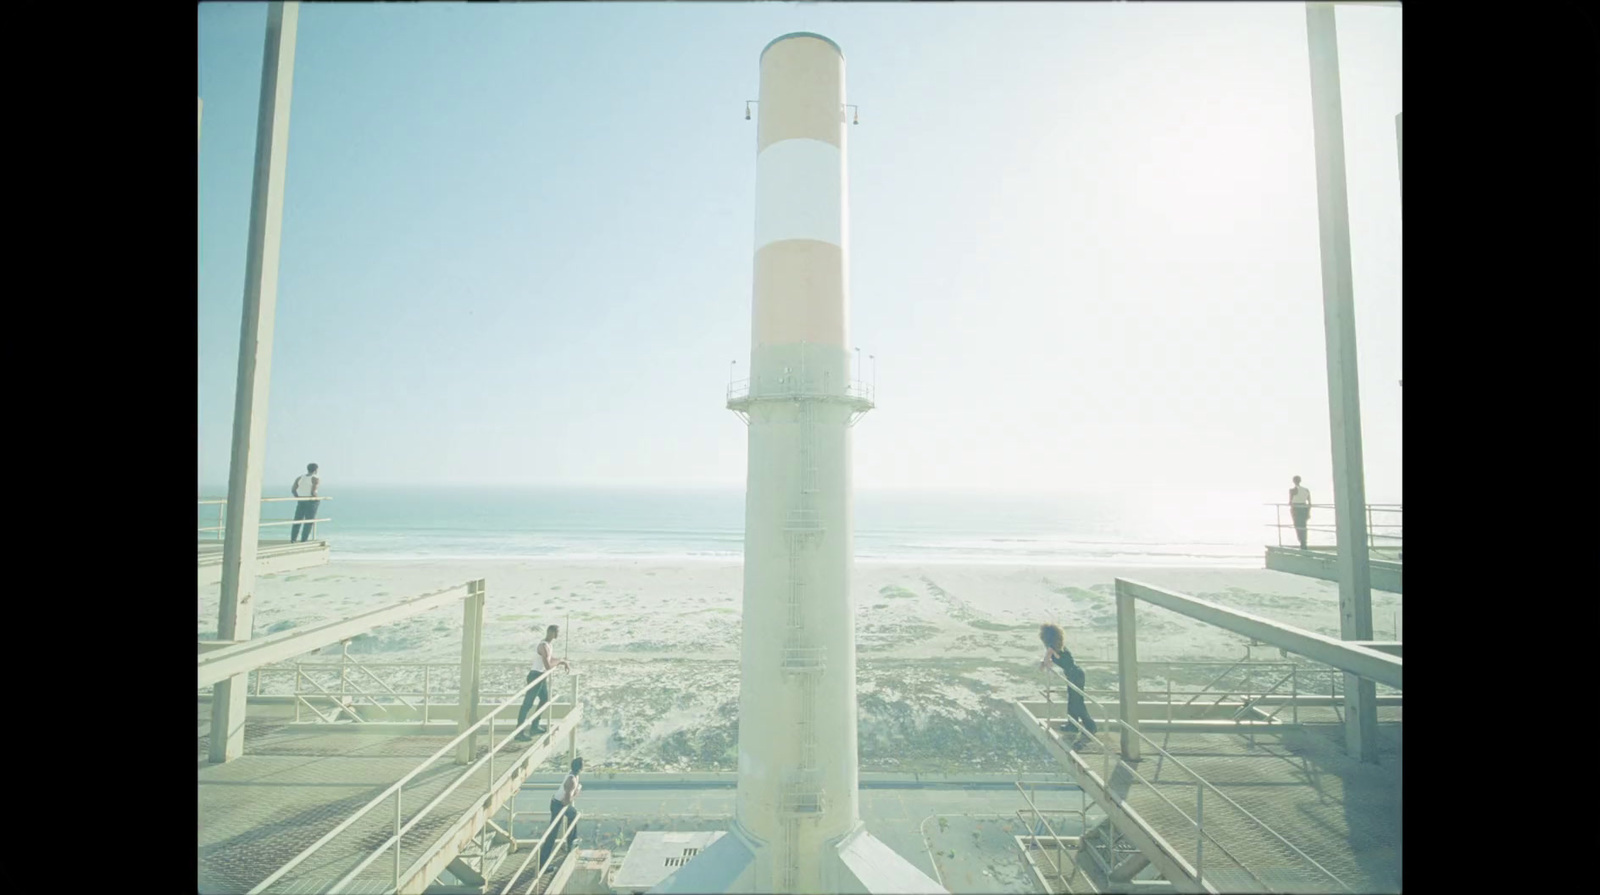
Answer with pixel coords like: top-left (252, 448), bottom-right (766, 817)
top-left (656, 32), bottom-right (938, 895)
top-left (734, 30), bottom-right (861, 892)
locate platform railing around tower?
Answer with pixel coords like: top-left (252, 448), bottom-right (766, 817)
top-left (726, 375), bottom-right (875, 405)
top-left (1266, 502), bottom-right (1401, 553)
top-left (198, 495), bottom-right (333, 541)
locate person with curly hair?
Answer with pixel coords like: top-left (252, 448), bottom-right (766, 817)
top-left (1039, 623), bottom-right (1098, 750)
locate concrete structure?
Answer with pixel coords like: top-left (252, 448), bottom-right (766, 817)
top-left (211, 0), bottom-right (301, 765)
top-left (658, 32), bottom-right (939, 894)
top-left (1304, 1), bottom-right (1378, 763)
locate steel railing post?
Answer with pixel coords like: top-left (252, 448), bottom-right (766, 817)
top-left (1196, 783), bottom-right (1204, 885)
top-left (1116, 582), bottom-right (1142, 761)
top-left (1292, 666), bottom-right (1299, 725)
top-left (394, 789), bottom-right (403, 891)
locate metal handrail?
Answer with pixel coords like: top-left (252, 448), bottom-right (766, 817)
top-left (1264, 502), bottom-right (1401, 512)
top-left (198, 517), bottom-right (332, 534)
top-left (199, 496), bottom-right (333, 505)
top-left (1014, 780), bottom-right (1088, 890)
top-left (198, 496), bottom-right (332, 540)
top-left (1041, 677), bottom-right (1262, 890)
top-left (495, 807), bottom-right (583, 895)
top-left (1039, 667), bottom-right (1351, 892)
top-left (1266, 501), bottom-right (1402, 551)
top-left (247, 666), bottom-right (570, 894)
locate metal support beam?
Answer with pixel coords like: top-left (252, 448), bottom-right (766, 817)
top-left (1116, 580), bottom-right (1401, 689)
top-left (456, 579), bottom-right (486, 765)
top-left (1351, 640), bottom-right (1402, 657)
top-left (1116, 588), bottom-right (1142, 762)
top-left (199, 583), bottom-right (475, 688)
top-left (1305, 1), bottom-right (1378, 762)
top-left (211, 1), bottom-right (300, 765)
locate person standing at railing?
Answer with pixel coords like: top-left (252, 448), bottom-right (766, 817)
top-left (540, 756), bottom-right (582, 870)
top-left (1289, 475), bottom-right (1312, 550)
top-left (516, 624), bottom-right (570, 741)
top-left (290, 463), bottom-right (321, 543)
top-left (1039, 623), bottom-right (1098, 751)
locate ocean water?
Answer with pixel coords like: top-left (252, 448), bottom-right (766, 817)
top-left (196, 485), bottom-right (1350, 568)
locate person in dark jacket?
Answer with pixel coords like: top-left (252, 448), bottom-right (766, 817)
top-left (1040, 623), bottom-right (1098, 750)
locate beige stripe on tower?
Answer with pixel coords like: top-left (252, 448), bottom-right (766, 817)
top-left (752, 34), bottom-right (850, 351)
top-left (757, 35), bottom-right (845, 153)
top-left (752, 241), bottom-right (847, 348)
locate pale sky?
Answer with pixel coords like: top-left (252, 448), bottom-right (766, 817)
top-left (198, 2), bottom-right (1402, 501)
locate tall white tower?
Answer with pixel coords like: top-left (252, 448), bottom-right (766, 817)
top-left (654, 32), bottom-right (943, 895)
top-left (733, 29), bottom-right (867, 890)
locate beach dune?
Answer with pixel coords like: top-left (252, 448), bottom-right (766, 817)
top-left (198, 559), bottom-right (1401, 773)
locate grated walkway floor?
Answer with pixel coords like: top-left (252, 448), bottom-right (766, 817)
top-left (199, 717), bottom-right (572, 894)
top-left (1031, 706), bottom-right (1401, 893)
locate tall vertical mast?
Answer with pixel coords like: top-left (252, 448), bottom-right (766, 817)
top-left (1304, 2), bottom-right (1377, 762)
top-left (211, 1), bottom-right (300, 764)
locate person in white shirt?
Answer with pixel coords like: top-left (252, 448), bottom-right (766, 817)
top-left (290, 463), bottom-right (321, 543)
top-left (540, 757), bottom-right (583, 868)
top-left (516, 624), bottom-right (570, 741)
top-left (1289, 476), bottom-right (1312, 549)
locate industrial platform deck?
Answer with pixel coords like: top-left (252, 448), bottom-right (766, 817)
top-left (1020, 702), bottom-right (1401, 893)
top-left (1263, 546), bottom-right (1402, 593)
top-left (199, 538), bottom-right (330, 586)
top-left (198, 707), bottom-right (580, 894)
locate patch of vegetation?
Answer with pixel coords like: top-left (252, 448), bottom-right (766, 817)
top-left (967, 619), bottom-right (1022, 632)
top-left (1052, 585), bottom-right (1107, 603)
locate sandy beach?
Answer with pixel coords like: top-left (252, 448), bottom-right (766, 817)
top-left (198, 559), bottom-right (1402, 773)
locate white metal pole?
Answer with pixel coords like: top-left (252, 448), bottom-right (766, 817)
top-left (211, 1), bottom-right (300, 765)
top-left (1304, 1), bottom-right (1377, 763)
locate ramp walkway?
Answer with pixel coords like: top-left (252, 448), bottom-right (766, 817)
top-left (1012, 578), bottom-right (1402, 894)
top-left (199, 701), bottom-right (582, 893)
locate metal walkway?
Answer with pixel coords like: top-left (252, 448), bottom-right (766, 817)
top-left (1263, 546), bottom-right (1402, 594)
top-left (1018, 703), bottom-right (1401, 893)
top-left (198, 708), bottom-right (580, 894)
top-left (199, 538), bottom-right (330, 586)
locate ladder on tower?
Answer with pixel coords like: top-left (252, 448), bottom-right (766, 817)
top-left (780, 390), bottom-right (826, 823)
